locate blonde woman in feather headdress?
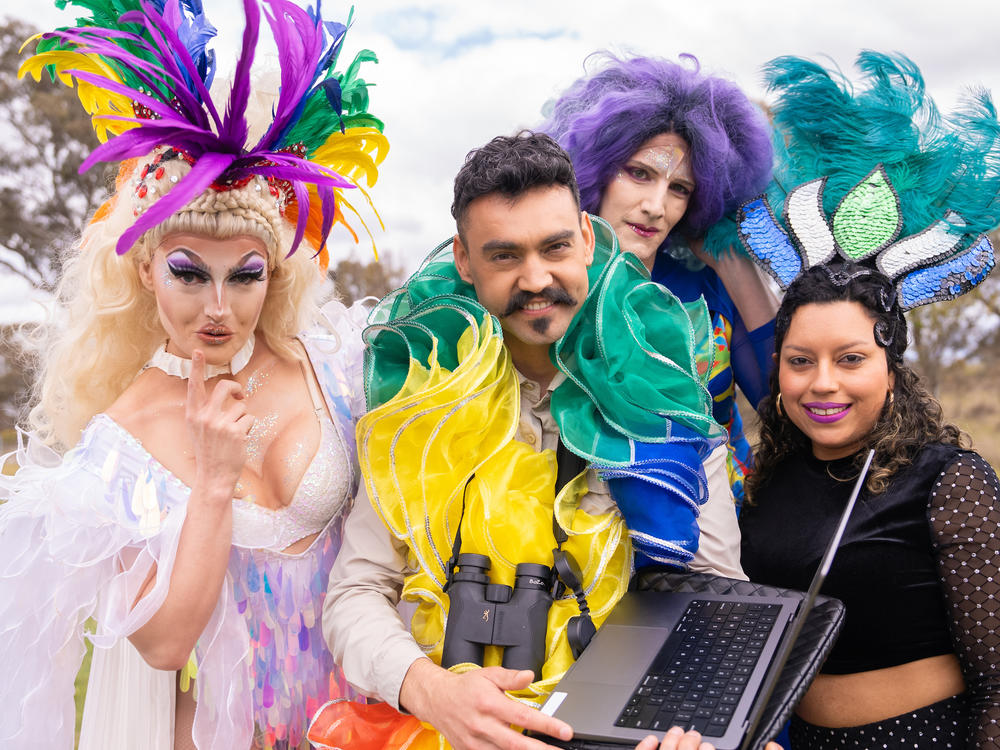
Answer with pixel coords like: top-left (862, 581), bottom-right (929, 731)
top-left (2, 1), bottom-right (388, 747)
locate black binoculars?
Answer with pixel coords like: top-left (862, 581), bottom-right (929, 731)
top-left (441, 553), bottom-right (553, 676)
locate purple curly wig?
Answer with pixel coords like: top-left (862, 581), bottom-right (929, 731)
top-left (541, 53), bottom-right (773, 243)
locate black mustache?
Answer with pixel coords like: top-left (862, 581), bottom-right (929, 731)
top-left (500, 287), bottom-right (577, 317)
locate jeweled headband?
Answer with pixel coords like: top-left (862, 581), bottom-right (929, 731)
top-left (19, 0), bottom-right (389, 259)
top-left (737, 165), bottom-right (995, 311)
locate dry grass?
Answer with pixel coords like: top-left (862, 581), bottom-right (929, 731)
top-left (936, 363), bottom-right (1000, 468)
top-left (75, 638), bottom-right (93, 745)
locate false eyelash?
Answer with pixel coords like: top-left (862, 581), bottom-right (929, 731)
top-left (166, 257), bottom-right (210, 281)
top-left (230, 267), bottom-right (267, 283)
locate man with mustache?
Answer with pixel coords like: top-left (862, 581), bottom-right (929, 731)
top-left (322, 132), bottom-right (742, 750)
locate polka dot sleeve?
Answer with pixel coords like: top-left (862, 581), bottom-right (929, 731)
top-left (929, 452), bottom-right (1000, 748)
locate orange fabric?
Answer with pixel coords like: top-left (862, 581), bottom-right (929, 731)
top-left (307, 700), bottom-right (442, 750)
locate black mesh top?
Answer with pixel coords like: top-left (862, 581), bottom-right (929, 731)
top-left (740, 443), bottom-right (1000, 746)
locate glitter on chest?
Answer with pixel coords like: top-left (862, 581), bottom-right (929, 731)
top-left (282, 440), bottom-right (307, 488)
top-left (244, 363), bottom-right (275, 397)
top-left (246, 412), bottom-right (279, 464)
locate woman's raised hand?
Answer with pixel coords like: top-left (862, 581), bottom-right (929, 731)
top-left (185, 350), bottom-right (255, 494)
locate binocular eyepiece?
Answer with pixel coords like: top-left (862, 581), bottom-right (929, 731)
top-left (441, 553), bottom-right (553, 676)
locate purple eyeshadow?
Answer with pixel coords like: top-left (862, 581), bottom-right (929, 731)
top-left (238, 258), bottom-right (266, 274)
top-left (165, 253), bottom-right (204, 273)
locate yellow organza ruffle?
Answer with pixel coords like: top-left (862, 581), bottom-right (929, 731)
top-left (357, 311), bottom-right (632, 718)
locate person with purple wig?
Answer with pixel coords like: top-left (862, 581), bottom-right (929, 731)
top-left (542, 53), bottom-right (776, 509)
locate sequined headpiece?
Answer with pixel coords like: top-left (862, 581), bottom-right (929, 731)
top-left (19, 0), bottom-right (389, 262)
top-left (737, 165), bottom-right (995, 311)
top-left (734, 51), bottom-right (1000, 314)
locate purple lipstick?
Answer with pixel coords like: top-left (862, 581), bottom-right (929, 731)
top-left (803, 402), bottom-right (850, 423)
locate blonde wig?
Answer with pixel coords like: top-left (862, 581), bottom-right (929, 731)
top-left (27, 155), bottom-right (327, 450)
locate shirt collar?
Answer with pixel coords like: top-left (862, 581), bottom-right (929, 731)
top-left (515, 368), bottom-right (565, 398)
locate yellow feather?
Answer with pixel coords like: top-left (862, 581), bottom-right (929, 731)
top-left (312, 127), bottom-right (389, 187)
top-left (18, 51), bottom-right (134, 142)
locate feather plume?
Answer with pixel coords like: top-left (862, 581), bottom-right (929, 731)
top-left (764, 50), bottom-right (1000, 241)
top-left (21, 0), bottom-right (389, 256)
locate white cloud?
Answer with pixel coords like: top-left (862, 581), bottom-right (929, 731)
top-left (3, 0), bottom-right (1000, 281)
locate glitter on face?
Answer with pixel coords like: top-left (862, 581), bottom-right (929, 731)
top-left (611, 145), bottom-right (687, 185)
top-left (145, 236), bottom-right (270, 368)
top-left (160, 266), bottom-right (174, 287)
top-left (640, 144), bottom-right (685, 175)
top-left (245, 412), bottom-right (279, 465)
top-left (598, 133), bottom-right (694, 271)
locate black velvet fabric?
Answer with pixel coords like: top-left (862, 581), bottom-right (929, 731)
top-left (741, 445), bottom-right (1000, 747)
top-left (741, 443), bottom-right (961, 673)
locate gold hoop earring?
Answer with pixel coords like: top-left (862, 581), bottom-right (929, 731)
top-left (776, 393), bottom-right (785, 418)
top-left (888, 390), bottom-right (894, 408)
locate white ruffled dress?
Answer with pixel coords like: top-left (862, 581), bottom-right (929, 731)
top-left (0, 301), bottom-right (368, 749)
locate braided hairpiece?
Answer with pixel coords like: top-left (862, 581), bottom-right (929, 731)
top-left (19, 0), bottom-right (389, 265)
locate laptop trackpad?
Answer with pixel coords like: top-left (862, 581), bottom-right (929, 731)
top-left (567, 624), bottom-right (665, 686)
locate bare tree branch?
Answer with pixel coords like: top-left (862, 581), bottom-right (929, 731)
top-left (0, 19), bottom-right (107, 293)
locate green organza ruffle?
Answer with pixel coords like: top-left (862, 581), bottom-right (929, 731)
top-left (552, 219), bottom-right (722, 466)
top-left (364, 217), bottom-right (721, 466)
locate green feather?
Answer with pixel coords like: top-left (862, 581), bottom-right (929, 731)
top-left (285, 49), bottom-right (381, 154)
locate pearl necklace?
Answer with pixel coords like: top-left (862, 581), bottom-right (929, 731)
top-left (142, 334), bottom-right (255, 380)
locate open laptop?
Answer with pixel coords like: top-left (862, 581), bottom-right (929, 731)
top-left (536, 450), bottom-right (874, 750)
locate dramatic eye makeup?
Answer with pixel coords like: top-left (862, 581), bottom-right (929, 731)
top-left (230, 255), bottom-right (267, 284)
top-left (162, 249), bottom-right (267, 286)
top-left (165, 250), bottom-right (210, 283)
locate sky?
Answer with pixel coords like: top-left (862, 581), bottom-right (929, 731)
top-left (2, 0), bottom-right (1000, 317)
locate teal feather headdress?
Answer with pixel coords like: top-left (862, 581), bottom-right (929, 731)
top-left (735, 51), bottom-right (999, 310)
top-left (764, 50), bottom-right (1000, 244)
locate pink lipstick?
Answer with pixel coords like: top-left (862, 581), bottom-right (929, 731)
top-left (627, 222), bottom-right (658, 238)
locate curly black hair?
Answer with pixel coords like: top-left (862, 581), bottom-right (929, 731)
top-left (451, 131), bottom-right (580, 241)
top-left (746, 264), bottom-right (966, 499)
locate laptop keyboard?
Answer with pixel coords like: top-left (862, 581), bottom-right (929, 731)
top-left (614, 599), bottom-right (781, 736)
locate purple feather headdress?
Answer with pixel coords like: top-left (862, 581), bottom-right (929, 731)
top-left (21, 0), bottom-right (389, 258)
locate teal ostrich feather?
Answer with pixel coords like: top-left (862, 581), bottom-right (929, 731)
top-left (764, 50), bottom-right (1000, 242)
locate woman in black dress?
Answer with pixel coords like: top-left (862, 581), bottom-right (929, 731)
top-left (736, 50), bottom-right (1000, 748)
top-left (740, 262), bottom-right (1000, 748)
